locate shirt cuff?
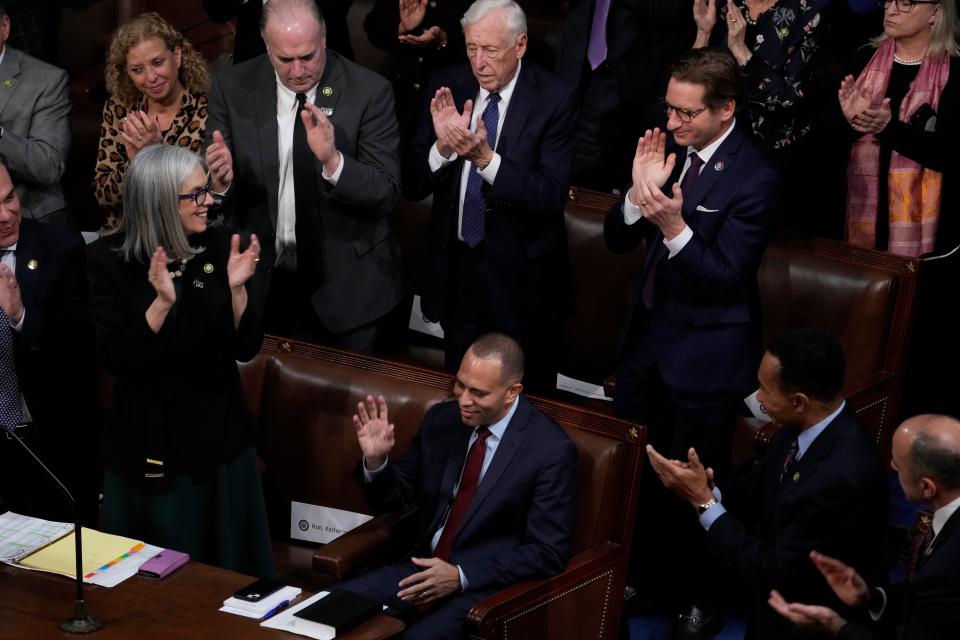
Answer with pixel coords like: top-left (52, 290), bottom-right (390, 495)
top-left (623, 190), bottom-right (643, 225)
top-left (429, 143), bottom-right (456, 173)
top-left (361, 456), bottom-right (388, 483)
top-left (699, 502), bottom-right (726, 531)
top-left (478, 153), bottom-right (500, 184)
top-left (321, 151), bottom-right (345, 184)
top-left (10, 308), bottom-right (25, 332)
top-left (457, 565), bottom-right (469, 591)
top-left (869, 587), bottom-right (887, 622)
top-left (664, 225), bottom-right (692, 258)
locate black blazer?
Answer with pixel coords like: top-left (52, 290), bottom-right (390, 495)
top-left (406, 62), bottom-right (577, 332)
top-left (838, 508), bottom-right (960, 640)
top-left (707, 406), bottom-right (889, 638)
top-left (356, 396), bottom-right (578, 592)
top-left (604, 124), bottom-right (781, 393)
top-left (86, 225), bottom-right (262, 480)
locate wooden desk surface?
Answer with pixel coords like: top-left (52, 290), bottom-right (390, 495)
top-left (0, 562), bottom-right (403, 640)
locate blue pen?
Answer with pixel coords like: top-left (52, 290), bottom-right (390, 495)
top-left (262, 599), bottom-right (291, 620)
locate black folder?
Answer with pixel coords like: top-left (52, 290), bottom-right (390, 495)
top-left (293, 589), bottom-right (381, 635)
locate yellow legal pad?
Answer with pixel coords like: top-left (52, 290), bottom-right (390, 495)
top-left (19, 528), bottom-right (143, 579)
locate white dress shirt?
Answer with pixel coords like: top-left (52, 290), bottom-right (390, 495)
top-left (274, 75), bottom-right (344, 263)
top-left (428, 62), bottom-right (522, 242)
top-left (623, 118), bottom-right (738, 258)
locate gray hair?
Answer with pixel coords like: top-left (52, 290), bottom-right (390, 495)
top-left (115, 144), bottom-right (205, 263)
top-left (261, 0), bottom-right (325, 34)
top-left (912, 428), bottom-right (960, 491)
top-left (872, 0), bottom-right (960, 57)
top-left (460, 0), bottom-right (526, 41)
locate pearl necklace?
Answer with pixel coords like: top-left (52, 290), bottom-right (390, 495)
top-left (168, 258), bottom-right (188, 278)
top-left (894, 54), bottom-right (923, 65)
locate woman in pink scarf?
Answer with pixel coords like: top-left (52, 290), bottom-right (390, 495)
top-left (840, 0), bottom-right (959, 416)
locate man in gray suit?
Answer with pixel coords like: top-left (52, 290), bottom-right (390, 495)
top-left (0, 4), bottom-right (70, 226)
top-left (205, 0), bottom-right (402, 352)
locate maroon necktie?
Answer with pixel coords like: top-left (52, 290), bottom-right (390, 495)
top-left (433, 427), bottom-right (491, 562)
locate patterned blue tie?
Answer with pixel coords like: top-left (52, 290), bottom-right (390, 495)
top-left (0, 306), bottom-right (23, 428)
top-left (461, 93), bottom-right (501, 248)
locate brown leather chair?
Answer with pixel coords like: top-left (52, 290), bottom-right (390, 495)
top-left (240, 336), bottom-right (646, 640)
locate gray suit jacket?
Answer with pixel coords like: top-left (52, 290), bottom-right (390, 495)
top-left (0, 46), bottom-right (70, 221)
top-left (205, 51), bottom-right (403, 333)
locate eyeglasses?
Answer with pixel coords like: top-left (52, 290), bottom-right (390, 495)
top-left (883, 0), bottom-right (939, 13)
top-left (178, 181), bottom-right (213, 206)
top-left (663, 101), bottom-right (709, 124)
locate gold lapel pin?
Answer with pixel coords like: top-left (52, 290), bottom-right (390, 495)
top-left (2, 80), bottom-right (12, 88)
top-left (203, 263), bottom-right (214, 274)
top-left (27, 259), bottom-right (38, 270)
top-left (792, 471), bottom-right (800, 482)
top-left (322, 86), bottom-right (333, 97)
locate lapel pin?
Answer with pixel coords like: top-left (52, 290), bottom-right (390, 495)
top-left (320, 107), bottom-right (334, 117)
top-left (192, 278), bottom-right (204, 289)
top-left (203, 263), bottom-right (214, 274)
top-left (713, 160), bottom-right (725, 172)
top-left (26, 259), bottom-right (38, 270)
top-left (792, 471), bottom-right (800, 482)
top-left (2, 80), bottom-right (12, 88)
top-left (322, 86), bottom-right (333, 97)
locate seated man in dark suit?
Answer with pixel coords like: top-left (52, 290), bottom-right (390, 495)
top-left (648, 330), bottom-right (889, 638)
top-left (404, 0), bottom-right (577, 392)
top-left (0, 162), bottom-right (102, 525)
top-left (770, 413), bottom-right (960, 639)
top-left (339, 332), bottom-right (578, 639)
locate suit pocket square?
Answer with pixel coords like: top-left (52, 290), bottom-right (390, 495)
top-left (695, 205), bottom-right (720, 213)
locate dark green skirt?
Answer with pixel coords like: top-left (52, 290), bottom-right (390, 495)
top-left (102, 446), bottom-right (275, 577)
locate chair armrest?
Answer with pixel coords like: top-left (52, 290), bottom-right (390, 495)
top-left (312, 506), bottom-right (418, 580)
top-left (465, 543), bottom-right (623, 640)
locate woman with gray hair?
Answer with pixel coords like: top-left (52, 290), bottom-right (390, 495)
top-left (86, 144), bottom-right (273, 576)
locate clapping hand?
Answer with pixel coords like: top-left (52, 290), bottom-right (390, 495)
top-left (839, 75), bottom-right (890, 134)
top-left (399, 25), bottom-right (448, 48)
top-left (768, 590), bottom-right (847, 635)
top-left (0, 264), bottom-right (24, 324)
top-left (121, 110), bottom-right (163, 161)
top-left (226, 233), bottom-right (260, 291)
top-left (300, 103), bottom-right (340, 173)
top-left (693, 0), bottom-right (716, 47)
top-left (443, 107), bottom-right (494, 167)
top-left (629, 129), bottom-right (685, 239)
top-left (353, 395), bottom-right (396, 469)
top-left (430, 88), bottom-right (471, 158)
top-left (398, 0), bottom-right (428, 34)
top-left (725, 0), bottom-right (750, 63)
top-left (809, 550), bottom-right (870, 607)
top-left (646, 445), bottom-right (715, 506)
top-left (147, 246), bottom-right (176, 306)
top-left (205, 130), bottom-right (234, 193)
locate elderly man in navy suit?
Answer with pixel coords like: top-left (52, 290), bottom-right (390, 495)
top-left (339, 332), bottom-right (577, 639)
top-left (605, 47), bottom-right (781, 634)
top-left (405, 0), bottom-right (577, 392)
top-left (770, 413), bottom-right (960, 640)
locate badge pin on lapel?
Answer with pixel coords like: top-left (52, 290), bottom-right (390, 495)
top-left (320, 107), bottom-right (334, 117)
top-left (27, 259), bottom-right (39, 270)
top-left (203, 263), bottom-right (214, 274)
top-left (792, 471), bottom-right (800, 482)
top-left (2, 80), bottom-right (12, 88)
top-left (713, 160), bottom-right (725, 172)
top-left (322, 86), bottom-right (333, 97)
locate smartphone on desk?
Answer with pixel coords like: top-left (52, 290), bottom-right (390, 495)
top-left (233, 577), bottom-right (286, 602)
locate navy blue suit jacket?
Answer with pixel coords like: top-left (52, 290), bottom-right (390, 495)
top-left (406, 62), bottom-right (577, 332)
top-left (838, 508), bottom-right (960, 640)
top-left (356, 396), bottom-right (578, 592)
top-left (709, 406), bottom-right (888, 638)
top-left (604, 123), bottom-right (781, 393)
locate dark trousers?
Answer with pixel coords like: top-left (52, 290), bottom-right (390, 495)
top-left (338, 561), bottom-right (497, 640)
top-left (263, 268), bottom-right (379, 353)
top-left (614, 345), bottom-right (744, 607)
top-left (441, 241), bottom-right (559, 394)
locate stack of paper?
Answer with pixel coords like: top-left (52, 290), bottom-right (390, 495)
top-left (221, 585), bottom-right (302, 619)
top-left (0, 512), bottom-right (73, 563)
top-left (18, 527), bottom-right (159, 587)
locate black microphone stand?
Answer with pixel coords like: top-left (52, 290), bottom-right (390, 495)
top-left (3, 424), bottom-right (103, 633)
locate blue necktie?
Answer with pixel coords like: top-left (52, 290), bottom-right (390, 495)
top-left (0, 297), bottom-right (23, 427)
top-left (461, 93), bottom-right (501, 248)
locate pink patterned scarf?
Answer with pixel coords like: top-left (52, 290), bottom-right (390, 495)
top-left (845, 38), bottom-right (950, 257)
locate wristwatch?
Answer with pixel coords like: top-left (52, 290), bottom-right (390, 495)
top-left (696, 498), bottom-right (718, 515)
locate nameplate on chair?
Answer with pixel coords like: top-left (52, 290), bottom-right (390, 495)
top-left (290, 501), bottom-right (374, 544)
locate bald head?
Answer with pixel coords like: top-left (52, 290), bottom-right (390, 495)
top-left (898, 414), bottom-right (960, 492)
top-left (260, 0), bottom-right (327, 94)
